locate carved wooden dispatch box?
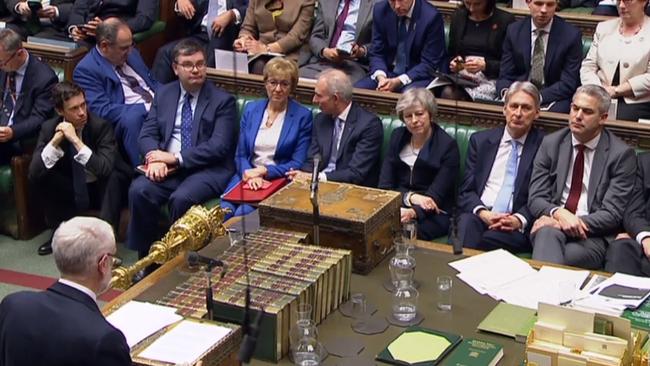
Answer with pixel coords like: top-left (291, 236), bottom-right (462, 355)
top-left (258, 181), bottom-right (401, 274)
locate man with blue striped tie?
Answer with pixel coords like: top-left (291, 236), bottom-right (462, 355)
top-left (457, 81), bottom-right (545, 253)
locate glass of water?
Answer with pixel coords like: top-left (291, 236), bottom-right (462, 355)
top-left (437, 276), bottom-right (453, 311)
top-left (350, 293), bottom-right (368, 329)
top-left (228, 228), bottom-right (244, 246)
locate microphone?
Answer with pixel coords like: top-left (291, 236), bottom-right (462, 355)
top-left (187, 251), bottom-right (227, 274)
top-left (310, 153), bottom-right (321, 199)
top-left (238, 308), bottom-right (264, 363)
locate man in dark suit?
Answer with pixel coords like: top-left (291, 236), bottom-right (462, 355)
top-left (288, 69), bottom-right (383, 187)
top-left (152, 0), bottom-right (248, 84)
top-left (29, 81), bottom-right (130, 256)
top-left (0, 216), bottom-right (131, 366)
top-left (605, 153), bottom-right (650, 275)
top-left (298, 0), bottom-right (375, 84)
top-left (128, 38), bottom-right (237, 263)
top-left (353, 0), bottom-right (446, 93)
top-left (74, 17), bottom-right (159, 166)
top-left (67, 0), bottom-right (157, 43)
top-left (5, 0), bottom-right (75, 40)
top-left (0, 28), bottom-right (57, 165)
top-left (528, 85), bottom-right (637, 269)
top-left (458, 81), bottom-right (545, 253)
top-left (497, 0), bottom-right (582, 113)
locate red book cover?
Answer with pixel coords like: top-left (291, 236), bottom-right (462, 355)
top-left (222, 178), bottom-right (288, 204)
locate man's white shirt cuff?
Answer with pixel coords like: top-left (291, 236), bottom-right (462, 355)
top-left (636, 231), bottom-right (650, 246)
top-left (41, 143), bottom-right (64, 169)
top-left (73, 145), bottom-right (92, 166)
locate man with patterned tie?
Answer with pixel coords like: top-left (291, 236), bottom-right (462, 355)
top-left (353, 0), bottom-right (446, 93)
top-left (497, 0), bottom-right (582, 113)
top-left (287, 69), bottom-right (383, 187)
top-left (152, 0), bottom-right (249, 83)
top-left (528, 85), bottom-right (637, 269)
top-left (457, 81), bottom-right (545, 253)
top-left (127, 39), bottom-right (237, 275)
top-left (298, 0), bottom-right (375, 84)
top-left (74, 17), bottom-right (159, 167)
top-left (28, 81), bottom-right (130, 256)
top-left (0, 28), bottom-right (57, 164)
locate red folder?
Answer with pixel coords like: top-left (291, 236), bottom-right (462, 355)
top-left (222, 178), bottom-right (288, 204)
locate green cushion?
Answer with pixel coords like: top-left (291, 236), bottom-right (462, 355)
top-left (559, 7), bottom-right (595, 13)
top-left (582, 37), bottom-right (592, 58)
top-left (133, 21), bottom-right (166, 44)
top-left (0, 165), bottom-right (12, 195)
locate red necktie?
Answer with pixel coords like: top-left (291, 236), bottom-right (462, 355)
top-left (565, 144), bottom-right (585, 214)
top-left (329, 0), bottom-right (352, 48)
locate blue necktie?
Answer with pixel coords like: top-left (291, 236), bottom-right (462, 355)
top-left (181, 94), bottom-right (193, 150)
top-left (492, 140), bottom-right (520, 213)
top-left (394, 17), bottom-right (408, 75)
top-left (324, 118), bottom-right (344, 173)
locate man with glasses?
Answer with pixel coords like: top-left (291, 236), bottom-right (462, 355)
top-left (0, 216), bottom-right (131, 366)
top-left (0, 28), bottom-right (57, 164)
top-left (73, 17), bottom-right (159, 167)
top-left (127, 38), bottom-right (237, 278)
top-left (29, 81), bottom-right (131, 256)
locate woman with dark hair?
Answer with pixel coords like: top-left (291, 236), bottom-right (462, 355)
top-left (581, 0), bottom-right (650, 122)
top-left (378, 88), bottom-right (460, 240)
top-left (442, 0), bottom-right (515, 102)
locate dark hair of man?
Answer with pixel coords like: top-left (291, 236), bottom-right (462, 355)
top-left (51, 81), bottom-right (85, 110)
top-left (95, 18), bottom-right (129, 45)
top-left (461, 0), bottom-right (497, 15)
top-left (0, 28), bottom-right (23, 53)
top-left (172, 39), bottom-right (206, 63)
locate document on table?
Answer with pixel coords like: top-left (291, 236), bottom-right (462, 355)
top-left (573, 273), bottom-right (650, 312)
top-left (106, 301), bottom-right (183, 348)
top-left (450, 249), bottom-right (535, 294)
top-left (137, 320), bottom-right (232, 365)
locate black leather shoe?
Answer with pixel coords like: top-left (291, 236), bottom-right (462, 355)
top-left (37, 240), bottom-right (53, 256)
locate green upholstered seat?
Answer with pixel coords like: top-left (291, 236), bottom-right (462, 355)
top-left (133, 20), bottom-right (166, 44)
top-left (0, 165), bottom-right (12, 195)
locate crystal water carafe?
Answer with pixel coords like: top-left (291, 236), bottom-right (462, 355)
top-left (392, 268), bottom-right (419, 322)
top-left (389, 238), bottom-right (416, 288)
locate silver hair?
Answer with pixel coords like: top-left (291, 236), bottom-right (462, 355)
top-left (52, 217), bottom-right (115, 277)
top-left (504, 81), bottom-right (541, 109)
top-left (0, 28), bottom-right (22, 53)
top-left (96, 17), bottom-right (129, 44)
top-left (574, 84), bottom-right (611, 115)
top-left (316, 69), bottom-right (353, 101)
top-left (395, 88), bottom-right (437, 122)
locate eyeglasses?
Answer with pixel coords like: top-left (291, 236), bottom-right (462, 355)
top-left (175, 61), bottom-right (207, 72)
top-left (266, 79), bottom-right (291, 89)
top-left (103, 253), bottom-right (123, 269)
top-left (0, 50), bottom-right (19, 67)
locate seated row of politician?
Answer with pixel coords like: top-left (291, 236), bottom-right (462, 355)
top-left (0, 14), bottom-right (649, 279)
top-left (3, 0), bottom-right (650, 123)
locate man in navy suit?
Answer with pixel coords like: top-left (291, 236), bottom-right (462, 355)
top-left (67, 0), bottom-right (157, 43)
top-left (458, 81), bottom-right (544, 253)
top-left (128, 38), bottom-right (237, 263)
top-left (497, 0), bottom-right (582, 113)
top-left (288, 69), bottom-right (383, 187)
top-left (152, 0), bottom-right (248, 83)
top-left (0, 217), bottom-right (131, 366)
top-left (0, 28), bottom-right (57, 164)
top-left (353, 0), bottom-right (446, 93)
top-left (74, 17), bottom-right (159, 166)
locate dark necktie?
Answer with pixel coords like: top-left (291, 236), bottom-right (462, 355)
top-left (181, 94), bottom-right (193, 150)
top-left (394, 17), bottom-right (408, 75)
top-left (115, 66), bottom-right (154, 104)
top-left (68, 142), bottom-right (90, 211)
top-left (0, 72), bottom-right (15, 126)
top-left (329, 0), bottom-right (353, 48)
top-left (565, 144), bottom-right (585, 214)
top-left (530, 29), bottom-right (546, 90)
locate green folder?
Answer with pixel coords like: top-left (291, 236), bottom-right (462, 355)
top-left (477, 302), bottom-right (537, 343)
top-left (376, 326), bottom-right (463, 366)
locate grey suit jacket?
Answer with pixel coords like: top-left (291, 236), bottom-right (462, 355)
top-left (299, 0), bottom-right (374, 66)
top-left (528, 127), bottom-right (637, 236)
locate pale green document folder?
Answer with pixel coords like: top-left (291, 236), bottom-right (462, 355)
top-left (477, 302), bottom-right (537, 343)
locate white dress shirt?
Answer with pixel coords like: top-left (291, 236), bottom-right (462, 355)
top-left (59, 278), bottom-right (97, 303)
top-left (110, 59), bottom-right (155, 111)
top-left (334, 0), bottom-right (360, 50)
top-left (252, 108), bottom-right (286, 167)
top-left (474, 128), bottom-right (528, 229)
top-left (41, 127), bottom-right (93, 171)
top-left (200, 0), bottom-right (243, 29)
top-left (399, 142), bottom-right (419, 206)
top-left (558, 133), bottom-right (601, 217)
top-left (530, 19), bottom-right (553, 61)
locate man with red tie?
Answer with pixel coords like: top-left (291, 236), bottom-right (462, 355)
top-left (528, 85), bottom-right (637, 269)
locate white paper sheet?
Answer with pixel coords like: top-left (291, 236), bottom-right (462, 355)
top-left (106, 301), bottom-right (182, 348)
top-left (138, 320), bottom-right (232, 365)
top-left (214, 50), bottom-right (249, 74)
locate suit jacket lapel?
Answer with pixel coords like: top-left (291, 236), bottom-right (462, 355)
top-left (523, 19), bottom-right (533, 70)
top-left (588, 131), bottom-right (609, 210)
top-left (478, 128), bottom-right (501, 192)
top-left (405, 0), bottom-right (420, 58)
top-left (191, 84), bottom-right (209, 145)
top-left (163, 84), bottom-right (181, 146)
top-left (327, 0), bottom-right (339, 40)
top-left (321, 115), bottom-right (335, 164)
top-left (545, 18), bottom-right (559, 76)
top-left (514, 128), bottom-right (538, 198)
top-left (556, 133), bottom-right (573, 202)
top-left (276, 99), bottom-right (295, 156)
top-left (336, 103), bottom-right (357, 160)
top-left (355, 0), bottom-right (372, 42)
top-left (248, 100), bottom-right (266, 153)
